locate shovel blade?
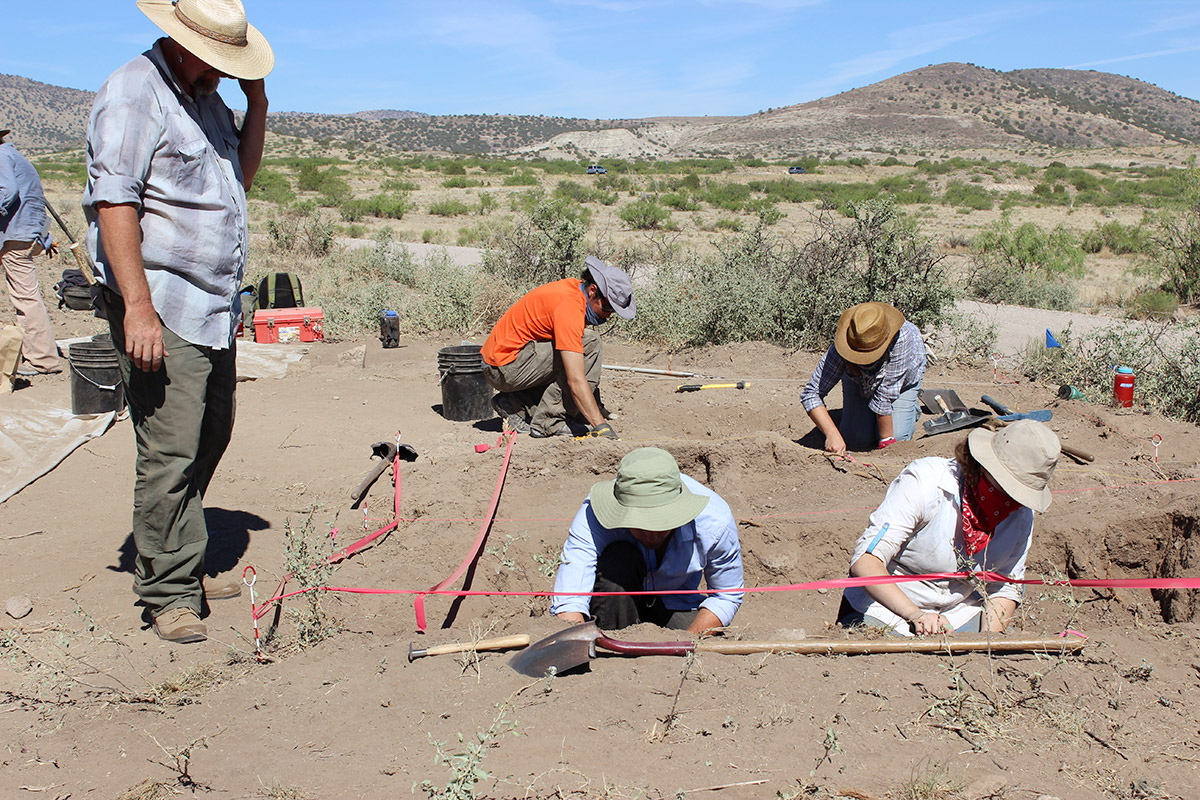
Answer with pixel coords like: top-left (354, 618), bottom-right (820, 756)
top-left (923, 408), bottom-right (993, 436)
top-left (508, 620), bottom-right (601, 677)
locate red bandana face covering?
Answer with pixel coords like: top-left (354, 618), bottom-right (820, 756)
top-left (961, 475), bottom-right (1017, 555)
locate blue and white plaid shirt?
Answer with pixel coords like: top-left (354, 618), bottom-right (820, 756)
top-left (801, 320), bottom-right (926, 416)
top-left (83, 40), bottom-right (248, 349)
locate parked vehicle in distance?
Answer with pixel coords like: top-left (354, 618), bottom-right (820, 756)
top-left (587, 164), bottom-right (608, 174)
top-left (787, 166), bottom-right (806, 174)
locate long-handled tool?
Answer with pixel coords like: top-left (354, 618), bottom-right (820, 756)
top-left (675, 381), bottom-right (750, 393)
top-left (980, 395), bottom-right (1052, 422)
top-left (350, 440), bottom-right (418, 508)
top-left (43, 197), bottom-right (97, 284)
top-left (409, 633), bottom-right (530, 661)
top-left (508, 620), bottom-right (1085, 676)
top-left (978, 397), bottom-right (1093, 463)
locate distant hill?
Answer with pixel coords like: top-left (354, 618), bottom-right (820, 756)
top-left (0, 74), bottom-right (94, 153)
top-left (4, 63), bottom-right (1198, 158)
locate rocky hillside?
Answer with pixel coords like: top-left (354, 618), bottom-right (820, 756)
top-left (4, 63), bottom-right (1198, 158)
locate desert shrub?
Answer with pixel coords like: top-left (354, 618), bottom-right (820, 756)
top-left (502, 171), bottom-right (539, 187)
top-left (341, 193), bottom-right (412, 221)
top-left (618, 199), bottom-right (671, 230)
top-left (627, 198), bottom-right (954, 349)
top-left (965, 214), bottom-right (1084, 309)
top-left (442, 176), bottom-right (483, 189)
top-left (660, 192), bottom-right (700, 211)
top-left (1020, 321), bottom-right (1200, 423)
top-left (876, 175), bottom-right (935, 204)
top-left (746, 198), bottom-right (783, 226)
top-left (402, 249), bottom-right (481, 333)
top-left (700, 181), bottom-right (753, 211)
top-left (429, 199), bottom-right (471, 217)
top-left (1147, 160), bottom-right (1200, 304)
top-left (476, 193), bottom-right (498, 215)
top-left (1126, 289), bottom-right (1179, 320)
top-left (881, 156), bottom-right (902, 167)
top-left (382, 178), bottom-right (418, 192)
top-left (483, 198), bottom-right (588, 291)
top-left (714, 217), bottom-right (742, 231)
top-left (247, 169), bottom-right (295, 205)
top-left (935, 311), bottom-right (998, 366)
top-left (265, 207), bottom-right (335, 257)
top-left (597, 174), bottom-right (636, 193)
top-left (943, 180), bottom-right (994, 210)
top-left (1080, 230), bottom-right (1104, 254)
top-left (442, 162), bottom-right (467, 176)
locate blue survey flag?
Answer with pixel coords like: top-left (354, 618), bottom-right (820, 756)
top-left (1046, 329), bottom-right (1062, 348)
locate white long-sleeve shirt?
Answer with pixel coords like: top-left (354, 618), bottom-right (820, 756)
top-left (843, 456), bottom-right (1033, 635)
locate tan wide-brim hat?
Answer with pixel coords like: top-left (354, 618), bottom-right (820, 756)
top-left (138, 0), bottom-right (274, 80)
top-left (834, 302), bottom-right (906, 365)
top-left (968, 420), bottom-right (1061, 513)
top-left (589, 448), bottom-right (709, 531)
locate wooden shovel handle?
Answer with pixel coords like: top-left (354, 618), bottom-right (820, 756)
top-left (1060, 444), bottom-right (1094, 463)
top-left (409, 633), bottom-right (531, 660)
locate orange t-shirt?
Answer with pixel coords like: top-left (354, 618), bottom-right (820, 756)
top-left (482, 279), bottom-right (587, 367)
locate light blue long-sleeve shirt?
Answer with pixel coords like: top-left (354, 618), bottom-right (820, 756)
top-left (550, 474), bottom-right (745, 626)
top-left (0, 142), bottom-right (52, 249)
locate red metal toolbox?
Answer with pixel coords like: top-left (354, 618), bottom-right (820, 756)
top-left (253, 306), bottom-right (324, 344)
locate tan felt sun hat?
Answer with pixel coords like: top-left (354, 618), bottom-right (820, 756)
top-left (138, 0), bottom-right (274, 80)
top-left (589, 448), bottom-right (709, 532)
top-left (834, 302), bottom-right (906, 365)
top-left (968, 419), bottom-right (1061, 513)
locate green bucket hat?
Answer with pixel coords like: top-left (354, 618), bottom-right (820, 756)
top-left (589, 448), bottom-right (710, 531)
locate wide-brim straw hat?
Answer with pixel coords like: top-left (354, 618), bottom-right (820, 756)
top-left (834, 302), bottom-right (906, 365)
top-left (589, 448), bottom-right (709, 531)
top-left (968, 420), bottom-right (1061, 512)
top-left (138, 0), bottom-right (274, 80)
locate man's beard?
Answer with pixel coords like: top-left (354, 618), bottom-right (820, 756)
top-left (194, 74), bottom-right (221, 97)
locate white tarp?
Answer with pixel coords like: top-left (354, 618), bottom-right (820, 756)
top-left (0, 339), bottom-right (310, 502)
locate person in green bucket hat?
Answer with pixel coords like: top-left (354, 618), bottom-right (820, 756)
top-left (550, 447), bottom-right (745, 634)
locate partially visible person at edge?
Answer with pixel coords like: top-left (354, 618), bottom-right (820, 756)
top-left (1, 129), bottom-right (61, 376)
top-left (82, 0), bottom-right (273, 644)
top-left (550, 447), bottom-right (744, 635)
top-left (837, 420), bottom-right (1061, 637)
top-left (801, 301), bottom-right (925, 455)
top-left (482, 256), bottom-right (634, 439)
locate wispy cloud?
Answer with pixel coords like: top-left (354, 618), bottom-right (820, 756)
top-left (1069, 41), bottom-right (1200, 69)
top-left (1131, 8), bottom-right (1200, 37)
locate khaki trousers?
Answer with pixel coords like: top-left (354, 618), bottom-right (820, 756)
top-left (483, 330), bottom-right (601, 436)
top-left (105, 289), bottom-right (237, 617)
top-left (1, 241), bottom-right (59, 371)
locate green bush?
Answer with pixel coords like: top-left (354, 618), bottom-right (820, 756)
top-left (714, 217), bottom-right (742, 231)
top-left (442, 176), bottom-right (483, 189)
top-left (1126, 289), bottom-right (1179, 320)
top-left (618, 199), bottom-right (671, 230)
top-left (341, 193), bottom-right (412, 221)
top-left (429, 199), bottom-right (471, 217)
top-left (483, 198), bottom-right (588, 291)
top-left (1148, 159), bottom-right (1200, 304)
top-left (503, 171), bottom-right (539, 187)
top-left (247, 169), bottom-right (295, 205)
top-left (943, 180), bottom-right (994, 210)
top-left (382, 178), bottom-right (418, 192)
top-left (265, 207), bottom-right (335, 257)
top-left (966, 214), bottom-right (1082, 309)
top-left (700, 181), bottom-right (752, 211)
top-left (661, 192), bottom-right (700, 211)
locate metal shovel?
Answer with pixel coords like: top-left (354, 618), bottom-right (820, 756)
top-left (922, 394), bottom-right (993, 437)
top-left (979, 395), bottom-right (1052, 422)
top-left (508, 620), bottom-right (1085, 676)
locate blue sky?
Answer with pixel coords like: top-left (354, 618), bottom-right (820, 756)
top-left (5, 1), bottom-right (1200, 118)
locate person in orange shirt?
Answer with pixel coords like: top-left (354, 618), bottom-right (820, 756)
top-left (482, 256), bottom-right (634, 439)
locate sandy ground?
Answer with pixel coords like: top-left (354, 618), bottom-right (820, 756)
top-left (2, 295), bottom-right (1199, 800)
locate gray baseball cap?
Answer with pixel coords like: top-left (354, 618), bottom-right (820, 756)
top-left (584, 256), bottom-right (636, 319)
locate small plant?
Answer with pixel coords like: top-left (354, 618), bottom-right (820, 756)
top-left (1123, 660), bottom-right (1154, 683)
top-left (618, 198), bottom-right (672, 230)
top-left (147, 732), bottom-right (211, 790)
top-left (429, 199), bottom-right (472, 217)
top-left (417, 698), bottom-right (519, 800)
top-left (282, 511), bottom-right (335, 649)
top-left (265, 207), bottom-right (335, 257)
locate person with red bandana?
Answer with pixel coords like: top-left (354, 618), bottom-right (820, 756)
top-left (836, 420), bottom-right (1061, 636)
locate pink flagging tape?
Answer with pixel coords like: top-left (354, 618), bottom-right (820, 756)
top-left (413, 431), bottom-right (517, 632)
top-left (250, 570), bottom-right (1200, 627)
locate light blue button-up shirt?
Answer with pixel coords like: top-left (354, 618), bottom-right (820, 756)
top-left (0, 142), bottom-right (52, 249)
top-left (83, 39), bottom-right (248, 349)
top-left (550, 475), bottom-right (746, 626)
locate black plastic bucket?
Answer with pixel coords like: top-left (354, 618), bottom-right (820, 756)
top-left (437, 344), bottom-right (491, 421)
top-left (68, 335), bottom-right (125, 415)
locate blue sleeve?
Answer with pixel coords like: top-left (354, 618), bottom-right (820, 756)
top-left (549, 500), bottom-right (612, 617)
top-left (0, 150), bottom-right (16, 214)
top-left (696, 498), bottom-right (744, 625)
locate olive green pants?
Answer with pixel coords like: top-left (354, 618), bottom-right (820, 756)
top-left (105, 289), bottom-right (236, 617)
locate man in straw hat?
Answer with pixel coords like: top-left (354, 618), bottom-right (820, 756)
top-left (838, 420), bottom-right (1061, 636)
top-left (801, 301), bottom-right (926, 455)
top-left (482, 256), bottom-right (634, 439)
top-left (1, 128), bottom-right (62, 376)
top-left (550, 447), bottom-right (744, 634)
top-left (82, 0), bottom-right (273, 643)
